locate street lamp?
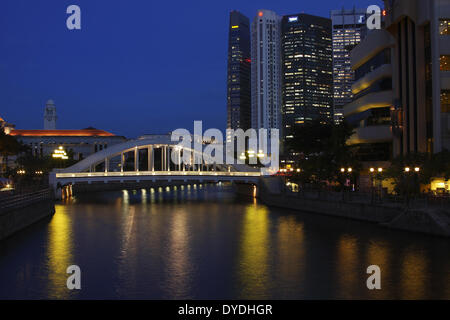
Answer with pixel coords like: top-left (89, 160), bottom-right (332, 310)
top-left (415, 167), bottom-right (420, 172)
top-left (404, 167), bottom-right (410, 173)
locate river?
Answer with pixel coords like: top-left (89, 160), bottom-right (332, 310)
top-left (0, 184), bottom-right (449, 299)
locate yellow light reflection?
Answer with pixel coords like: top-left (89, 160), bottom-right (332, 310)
top-left (238, 203), bottom-right (270, 299)
top-left (165, 209), bottom-right (192, 298)
top-left (366, 241), bottom-right (390, 299)
top-left (336, 235), bottom-right (359, 299)
top-left (400, 249), bottom-right (428, 300)
top-left (46, 205), bottom-right (74, 299)
top-left (276, 216), bottom-right (305, 287)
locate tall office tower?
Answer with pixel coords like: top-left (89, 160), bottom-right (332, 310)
top-left (281, 13), bottom-right (333, 151)
top-left (251, 10), bottom-right (282, 131)
top-left (44, 99), bottom-right (57, 130)
top-left (331, 8), bottom-right (368, 124)
top-left (384, 0), bottom-right (450, 155)
top-left (227, 11), bottom-right (251, 131)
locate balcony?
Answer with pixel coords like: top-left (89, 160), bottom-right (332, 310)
top-left (351, 30), bottom-right (395, 70)
top-left (352, 64), bottom-right (392, 95)
top-left (346, 125), bottom-right (392, 146)
top-left (343, 90), bottom-right (393, 117)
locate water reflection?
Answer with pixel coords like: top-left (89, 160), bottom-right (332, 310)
top-left (336, 235), bottom-right (360, 299)
top-left (275, 216), bottom-right (305, 297)
top-left (164, 209), bottom-right (193, 299)
top-left (400, 248), bottom-right (428, 299)
top-left (238, 203), bottom-right (270, 299)
top-left (46, 205), bottom-right (74, 299)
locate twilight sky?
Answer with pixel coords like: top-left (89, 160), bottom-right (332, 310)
top-left (1, 0), bottom-right (383, 138)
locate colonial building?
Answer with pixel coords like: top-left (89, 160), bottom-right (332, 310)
top-left (10, 127), bottom-right (126, 160)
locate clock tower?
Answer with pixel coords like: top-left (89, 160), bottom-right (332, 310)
top-left (44, 99), bottom-right (57, 130)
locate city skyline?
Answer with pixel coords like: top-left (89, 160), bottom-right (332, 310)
top-left (1, 0), bottom-right (383, 138)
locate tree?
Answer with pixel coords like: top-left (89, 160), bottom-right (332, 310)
top-left (286, 120), bottom-right (359, 189)
top-left (383, 151), bottom-right (450, 196)
top-left (0, 131), bottom-right (23, 174)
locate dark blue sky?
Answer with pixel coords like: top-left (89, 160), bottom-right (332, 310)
top-left (1, 0), bottom-right (383, 138)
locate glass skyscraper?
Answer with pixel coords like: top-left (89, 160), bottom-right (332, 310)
top-left (227, 11), bottom-right (251, 131)
top-left (281, 13), bottom-right (333, 152)
top-left (331, 8), bottom-right (367, 124)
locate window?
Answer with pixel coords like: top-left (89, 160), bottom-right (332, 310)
top-left (441, 90), bottom-right (450, 113)
top-left (439, 19), bottom-right (450, 35)
top-left (440, 55), bottom-right (450, 71)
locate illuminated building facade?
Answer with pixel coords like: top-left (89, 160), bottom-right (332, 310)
top-left (227, 11), bottom-right (251, 131)
top-left (331, 8), bottom-right (367, 124)
top-left (383, 0), bottom-right (450, 155)
top-left (251, 9), bottom-right (282, 131)
top-left (10, 128), bottom-right (126, 160)
top-left (281, 13), bottom-right (333, 155)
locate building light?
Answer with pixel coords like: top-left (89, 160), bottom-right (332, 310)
top-left (231, 25), bottom-right (239, 29)
top-left (258, 11), bottom-right (263, 17)
top-left (288, 16), bottom-right (298, 22)
top-left (52, 146), bottom-right (69, 160)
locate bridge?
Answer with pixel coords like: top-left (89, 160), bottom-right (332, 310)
top-left (49, 135), bottom-right (262, 198)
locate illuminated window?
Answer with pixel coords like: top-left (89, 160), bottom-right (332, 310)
top-left (440, 55), bottom-right (450, 71)
top-left (439, 19), bottom-right (450, 35)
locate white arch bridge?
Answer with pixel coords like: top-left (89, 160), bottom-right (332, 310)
top-left (49, 135), bottom-right (262, 195)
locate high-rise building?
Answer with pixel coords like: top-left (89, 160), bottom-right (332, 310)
top-left (281, 13), bottom-right (333, 150)
top-left (331, 8), bottom-right (368, 124)
top-left (384, 0), bottom-right (450, 155)
top-left (227, 11), bottom-right (251, 131)
top-left (251, 9), bottom-right (282, 131)
top-left (44, 99), bottom-right (57, 130)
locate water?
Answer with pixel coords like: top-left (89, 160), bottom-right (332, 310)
top-left (0, 184), bottom-right (449, 299)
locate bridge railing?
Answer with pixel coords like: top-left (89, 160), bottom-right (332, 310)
top-left (55, 171), bottom-right (261, 178)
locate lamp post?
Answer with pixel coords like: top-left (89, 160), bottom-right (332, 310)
top-left (370, 168), bottom-right (375, 204)
top-left (340, 167), bottom-right (353, 201)
top-left (403, 166), bottom-right (420, 208)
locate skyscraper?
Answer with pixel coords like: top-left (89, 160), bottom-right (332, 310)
top-left (251, 9), bottom-right (282, 131)
top-left (331, 8), bottom-right (368, 124)
top-left (281, 13), bottom-right (333, 149)
top-left (227, 11), bottom-right (251, 131)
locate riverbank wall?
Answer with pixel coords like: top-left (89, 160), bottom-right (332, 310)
top-left (0, 189), bottom-right (55, 241)
top-left (257, 177), bottom-right (450, 237)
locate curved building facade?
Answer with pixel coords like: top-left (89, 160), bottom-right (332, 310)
top-left (344, 29), bottom-right (395, 162)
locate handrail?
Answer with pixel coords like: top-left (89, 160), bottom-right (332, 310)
top-left (0, 189), bottom-right (52, 213)
top-left (56, 171), bottom-right (262, 178)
